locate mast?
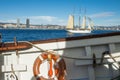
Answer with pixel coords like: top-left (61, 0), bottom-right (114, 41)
top-left (66, 15), bottom-right (74, 29)
top-left (78, 15), bottom-right (80, 28)
top-left (81, 8), bottom-right (86, 29)
top-left (78, 8), bottom-right (81, 28)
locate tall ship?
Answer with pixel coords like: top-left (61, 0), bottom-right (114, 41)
top-left (66, 14), bottom-right (94, 33)
top-left (0, 30), bottom-right (120, 80)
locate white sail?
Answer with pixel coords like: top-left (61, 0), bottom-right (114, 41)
top-left (66, 15), bottom-right (74, 29)
top-left (81, 16), bottom-right (86, 29)
top-left (88, 22), bottom-right (91, 30)
top-left (91, 21), bottom-right (94, 29)
top-left (87, 17), bottom-right (94, 29)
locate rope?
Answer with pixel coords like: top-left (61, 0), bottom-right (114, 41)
top-left (10, 64), bottom-right (18, 80)
top-left (100, 51), bottom-right (120, 65)
top-left (1, 41), bottom-right (120, 61)
top-left (61, 55), bottom-right (120, 60)
top-left (19, 41), bottom-right (120, 60)
top-left (23, 41), bottom-right (46, 52)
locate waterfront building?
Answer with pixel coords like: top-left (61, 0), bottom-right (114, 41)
top-left (26, 18), bottom-right (30, 28)
top-left (17, 18), bottom-right (20, 28)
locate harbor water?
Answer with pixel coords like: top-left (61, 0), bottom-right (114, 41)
top-left (0, 29), bottom-right (118, 42)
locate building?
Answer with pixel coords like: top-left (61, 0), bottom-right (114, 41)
top-left (17, 18), bottom-right (20, 28)
top-left (26, 18), bottom-right (30, 28)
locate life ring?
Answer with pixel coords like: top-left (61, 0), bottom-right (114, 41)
top-left (33, 52), bottom-right (66, 80)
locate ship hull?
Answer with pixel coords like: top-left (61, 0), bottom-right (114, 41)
top-left (1, 32), bottom-right (120, 80)
top-left (67, 29), bottom-right (91, 33)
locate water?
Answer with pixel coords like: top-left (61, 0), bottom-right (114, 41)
top-left (0, 29), bottom-right (118, 42)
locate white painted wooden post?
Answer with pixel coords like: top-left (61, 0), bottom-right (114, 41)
top-left (85, 46), bottom-right (95, 80)
top-left (108, 43), bottom-right (116, 78)
top-left (109, 43), bottom-right (115, 53)
top-left (2, 52), bottom-right (27, 80)
top-left (3, 53), bottom-right (20, 80)
top-left (11, 53), bottom-right (20, 80)
top-left (4, 55), bottom-right (8, 80)
top-left (108, 64), bottom-right (114, 78)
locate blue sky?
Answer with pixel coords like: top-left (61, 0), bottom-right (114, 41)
top-left (0, 0), bottom-right (120, 26)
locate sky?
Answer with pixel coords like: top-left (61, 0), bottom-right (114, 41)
top-left (0, 0), bottom-right (120, 26)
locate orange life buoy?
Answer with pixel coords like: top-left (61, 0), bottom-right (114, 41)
top-left (33, 52), bottom-right (66, 80)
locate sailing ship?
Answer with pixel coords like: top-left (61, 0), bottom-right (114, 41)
top-left (66, 14), bottom-right (94, 33)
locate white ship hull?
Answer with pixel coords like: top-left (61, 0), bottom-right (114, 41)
top-left (0, 32), bottom-right (120, 80)
top-left (67, 29), bottom-right (91, 33)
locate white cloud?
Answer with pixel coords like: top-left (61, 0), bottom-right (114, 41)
top-left (0, 16), bottom-right (67, 26)
top-left (23, 16), bottom-right (66, 25)
top-left (0, 16), bottom-right (66, 25)
top-left (0, 19), bottom-right (16, 23)
top-left (94, 18), bottom-right (120, 26)
top-left (104, 19), bottom-right (120, 25)
top-left (89, 12), bottom-right (115, 18)
top-left (29, 16), bottom-right (57, 22)
top-left (105, 19), bottom-right (120, 22)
